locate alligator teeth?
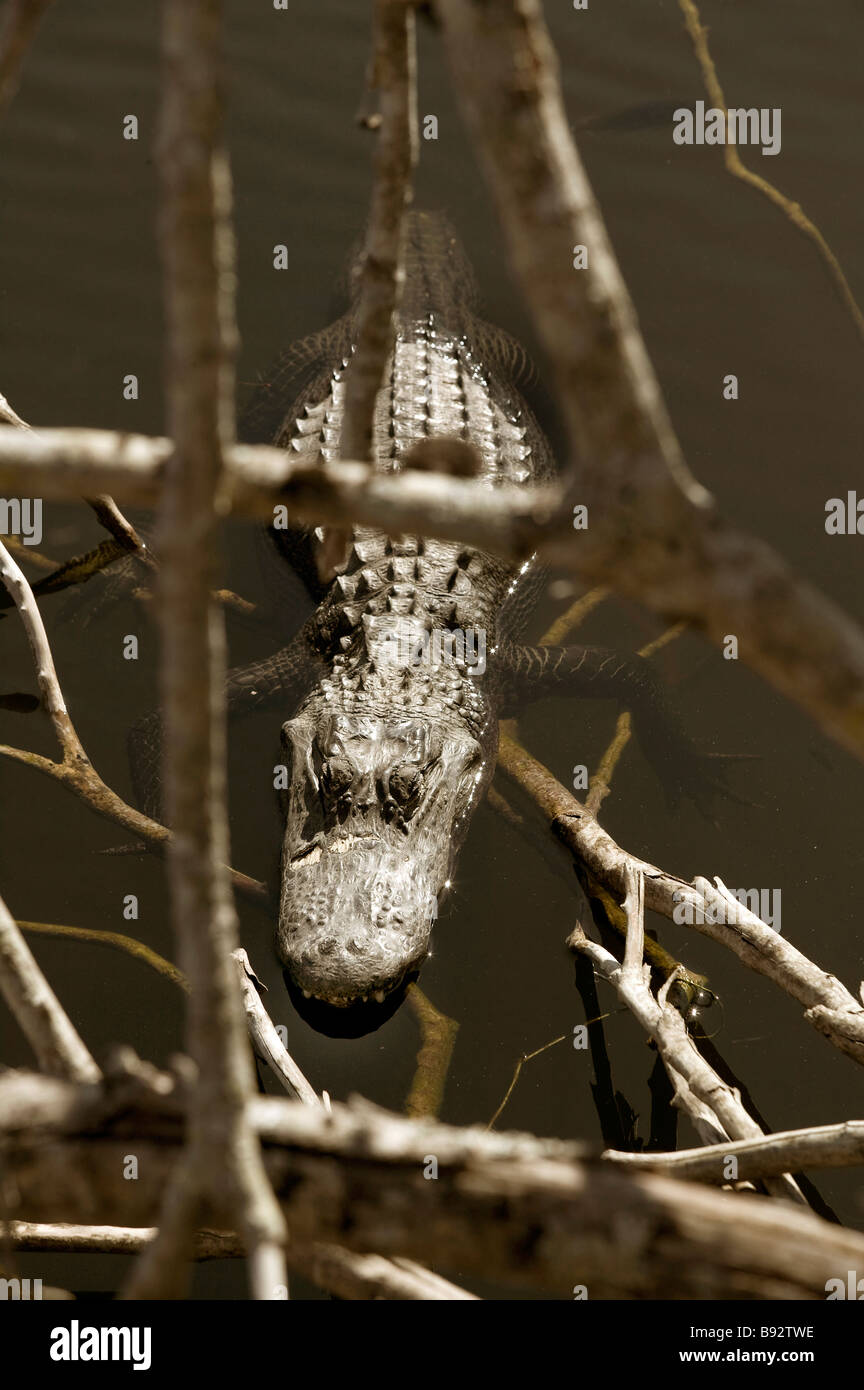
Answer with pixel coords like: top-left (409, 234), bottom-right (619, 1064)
top-left (302, 989), bottom-right (312, 998)
top-left (373, 989), bottom-right (386, 1003)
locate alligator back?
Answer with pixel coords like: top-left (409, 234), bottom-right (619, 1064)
top-left (246, 212), bottom-right (558, 1023)
top-left (245, 210), bottom-right (554, 645)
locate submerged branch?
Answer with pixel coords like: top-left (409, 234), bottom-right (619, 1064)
top-left (5, 1070), bottom-right (864, 1299)
top-left (0, 893), bottom-right (100, 1084)
top-left (497, 732), bottom-right (864, 1066)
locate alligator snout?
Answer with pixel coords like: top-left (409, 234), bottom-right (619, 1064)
top-left (277, 707), bottom-right (488, 1018)
top-left (277, 839), bottom-right (437, 1007)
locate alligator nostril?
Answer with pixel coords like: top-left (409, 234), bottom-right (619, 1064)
top-left (317, 937), bottom-right (337, 955)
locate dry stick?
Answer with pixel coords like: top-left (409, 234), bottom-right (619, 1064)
top-left (0, 0), bottom-right (53, 117)
top-left (120, 0), bottom-right (286, 1302)
top-left (498, 705), bottom-right (710, 994)
top-left (0, 392), bottom-right (30, 431)
top-left (587, 621), bottom-right (688, 814)
top-left (343, 0), bottom-right (417, 459)
top-left (7, 1222), bottom-right (242, 1259)
top-left (0, 534), bottom-right (54, 571)
top-left (17, 919), bottom-right (188, 992)
top-left (605, 1119), bottom-right (864, 1186)
top-left (0, 389), bottom-right (158, 599)
top-left (3, 1217), bottom-right (475, 1300)
top-left (8, 1071), bottom-right (864, 1298)
top-left (328, 0), bottom-right (418, 579)
top-left (436, 0), bottom-right (864, 766)
top-left (0, 535), bottom-right (266, 905)
top-left (497, 732), bottom-right (864, 1066)
top-left (86, 495), bottom-right (153, 567)
top-left (487, 1034), bottom-right (566, 1132)
top-left (8, 425), bottom-right (864, 771)
top-left (19, 923), bottom-right (317, 1107)
top-left (234, 952), bottom-right (474, 1295)
top-left (404, 984), bottom-right (459, 1119)
top-left (231, 950), bottom-right (319, 1106)
top-left (282, 1246), bottom-right (477, 1302)
top-left (538, 586), bottom-right (609, 647)
top-left (569, 867), bottom-right (806, 1205)
top-left (3, 932), bottom-right (465, 1299)
top-left (12, 931), bottom-right (459, 1298)
top-left (236, 954), bottom-right (474, 1292)
top-left (679, 0), bottom-right (864, 345)
top-left (0, 892), bottom-right (100, 1083)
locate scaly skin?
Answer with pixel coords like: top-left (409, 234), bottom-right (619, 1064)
top-left (130, 211), bottom-right (726, 1030)
top-left (263, 212), bottom-right (552, 1012)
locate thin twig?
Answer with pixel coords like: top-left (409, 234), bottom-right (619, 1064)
top-left (486, 1034), bottom-right (566, 1131)
top-left (497, 732), bottom-right (864, 1065)
top-left (679, 0), bottom-right (864, 344)
top-left (318, 0), bottom-right (416, 579)
top-left (17, 919), bottom-right (188, 992)
top-left (538, 586), bottom-right (609, 647)
top-left (6, 1222), bottom-right (241, 1259)
top-left (405, 984), bottom-right (459, 1119)
top-left (0, 891), bottom-right (100, 1083)
top-left (121, 0), bottom-right (286, 1302)
top-left (232, 950), bottom-right (319, 1105)
top-left (8, 1071), bottom-right (864, 1299)
top-left (605, 1119), bottom-right (864, 1185)
top-left (569, 866), bottom-right (806, 1204)
top-left (587, 621), bottom-right (688, 813)
top-left (0, 535), bottom-right (266, 904)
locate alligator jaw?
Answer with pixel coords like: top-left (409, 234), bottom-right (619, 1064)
top-left (276, 709), bottom-right (487, 1010)
top-left (277, 834), bottom-right (439, 1008)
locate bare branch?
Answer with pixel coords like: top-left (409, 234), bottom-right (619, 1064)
top-left (342, 0), bottom-right (417, 464)
top-left (434, 0), bottom-right (864, 765)
top-left (3, 1219), bottom-right (476, 1300)
top-left (679, 0), bottom-right (864, 343)
top-left (0, 893), bottom-right (100, 1083)
top-left (0, 535), bottom-right (86, 758)
top-left (6, 1070), bottom-right (864, 1299)
top-left (17, 918), bottom-right (188, 993)
top-left (497, 732), bottom-right (864, 1066)
top-left (6, 419), bottom-right (864, 768)
top-left (6, 1222), bottom-right (241, 1260)
top-left (121, 0), bottom-right (285, 1301)
top-left (0, 534), bottom-right (266, 905)
top-left (569, 868), bottom-right (806, 1205)
top-left (232, 950), bottom-right (319, 1105)
top-left (606, 1119), bottom-right (864, 1185)
top-left (404, 984), bottom-right (459, 1119)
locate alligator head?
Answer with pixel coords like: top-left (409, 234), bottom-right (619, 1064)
top-left (277, 700), bottom-right (488, 1025)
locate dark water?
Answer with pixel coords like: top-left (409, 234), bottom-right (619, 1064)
top-left (1, 0), bottom-right (863, 1299)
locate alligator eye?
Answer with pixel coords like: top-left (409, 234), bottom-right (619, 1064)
top-left (388, 763), bottom-right (423, 807)
top-left (321, 755), bottom-right (354, 798)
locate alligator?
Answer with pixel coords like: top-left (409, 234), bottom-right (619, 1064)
top-left (133, 211), bottom-right (726, 1035)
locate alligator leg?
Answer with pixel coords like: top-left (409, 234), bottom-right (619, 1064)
top-left (497, 639), bottom-right (741, 814)
top-left (127, 624), bottom-right (321, 820)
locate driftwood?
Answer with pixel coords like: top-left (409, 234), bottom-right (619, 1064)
top-left (569, 868), bottom-right (805, 1204)
top-left (2, 0), bottom-right (864, 1304)
top-left (498, 734), bottom-right (864, 1066)
top-left (0, 890), bottom-right (99, 1084)
top-left (605, 1119), bottom-right (864, 1186)
top-left (116, 0), bottom-right (287, 1303)
top-left (2, 1069), bottom-right (863, 1301)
